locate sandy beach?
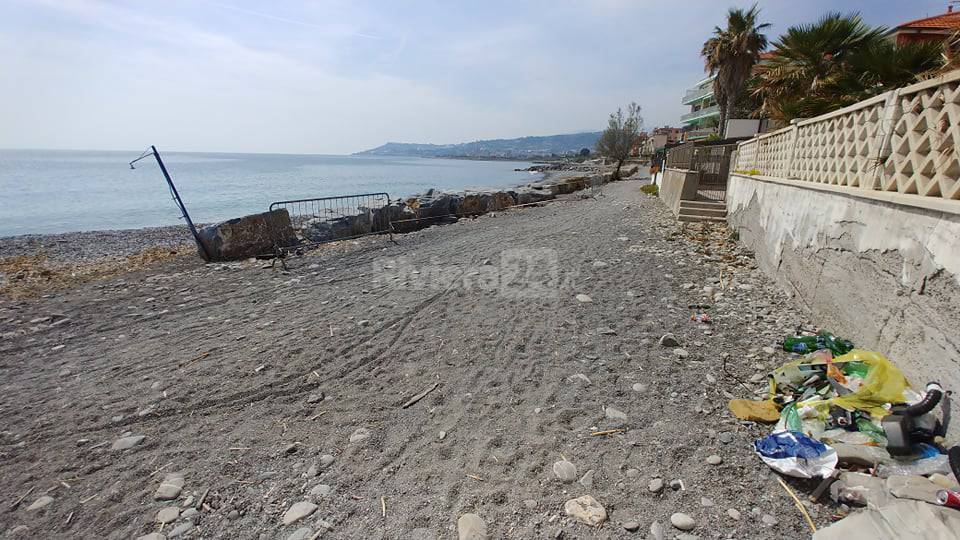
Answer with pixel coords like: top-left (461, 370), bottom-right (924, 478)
top-left (0, 178), bottom-right (830, 539)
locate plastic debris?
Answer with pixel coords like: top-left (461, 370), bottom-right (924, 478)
top-left (782, 331), bottom-right (854, 356)
top-left (728, 399), bottom-right (780, 423)
top-left (754, 431), bottom-right (838, 479)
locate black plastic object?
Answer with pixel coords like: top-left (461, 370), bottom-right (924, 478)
top-left (949, 446), bottom-right (960, 483)
top-left (882, 382), bottom-right (945, 456)
top-left (901, 382), bottom-right (944, 417)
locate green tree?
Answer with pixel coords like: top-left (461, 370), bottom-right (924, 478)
top-left (701, 5), bottom-right (770, 135)
top-left (752, 12), bottom-right (942, 122)
top-left (595, 102), bottom-right (642, 180)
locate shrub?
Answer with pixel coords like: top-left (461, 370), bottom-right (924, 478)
top-left (640, 184), bottom-right (659, 196)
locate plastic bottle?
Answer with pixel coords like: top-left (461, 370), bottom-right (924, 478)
top-left (782, 331), bottom-right (854, 355)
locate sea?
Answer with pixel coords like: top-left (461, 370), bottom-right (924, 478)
top-left (0, 149), bottom-right (541, 237)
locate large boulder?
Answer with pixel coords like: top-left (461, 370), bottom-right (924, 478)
top-left (513, 187), bottom-right (555, 205)
top-left (458, 194), bottom-right (487, 216)
top-left (197, 209), bottom-right (297, 261)
top-left (487, 191), bottom-right (515, 211)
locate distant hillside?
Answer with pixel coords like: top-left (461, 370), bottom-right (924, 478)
top-left (354, 132), bottom-right (602, 159)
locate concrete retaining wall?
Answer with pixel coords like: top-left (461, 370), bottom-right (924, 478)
top-left (727, 173), bottom-right (960, 434)
top-left (660, 168), bottom-right (699, 215)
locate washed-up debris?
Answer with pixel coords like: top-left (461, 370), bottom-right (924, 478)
top-left (754, 431), bottom-right (838, 479)
top-left (726, 326), bottom-right (959, 535)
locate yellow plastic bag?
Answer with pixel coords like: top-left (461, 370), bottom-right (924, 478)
top-left (769, 349), bottom-right (908, 418)
top-left (830, 350), bottom-right (908, 416)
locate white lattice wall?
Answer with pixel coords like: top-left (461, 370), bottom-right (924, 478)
top-left (735, 70), bottom-right (960, 201)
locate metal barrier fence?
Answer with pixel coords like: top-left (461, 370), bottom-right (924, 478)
top-left (665, 142), bottom-right (738, 201)
top-left (269, 192), bottom-right (393, 247)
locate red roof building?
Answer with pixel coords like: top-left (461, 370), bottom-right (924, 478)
top-left (890, 6), bottom-right (960, 45)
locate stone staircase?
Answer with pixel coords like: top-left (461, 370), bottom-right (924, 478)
top-left (677, 200), bottom-right (727, 223)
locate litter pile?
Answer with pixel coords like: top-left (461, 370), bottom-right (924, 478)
top-left (729, 329), bottom-right (960, 538)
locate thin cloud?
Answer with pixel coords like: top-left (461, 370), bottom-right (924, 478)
top-left (201, 0), bottom-right (384, 40)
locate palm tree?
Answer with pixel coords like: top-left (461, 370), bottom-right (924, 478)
top-left (701, 5), bottom-right (770, 135)
top-left (751, 12), bottom-right (942, 122)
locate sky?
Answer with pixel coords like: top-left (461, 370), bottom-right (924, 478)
top-left (0, 0), bottom-right (950, 154)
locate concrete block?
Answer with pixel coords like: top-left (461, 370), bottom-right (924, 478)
top-left (197, 209), bottom-right (297, 261)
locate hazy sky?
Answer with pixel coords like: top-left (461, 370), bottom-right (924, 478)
top-left (1, 0), bottom-right (948, 154)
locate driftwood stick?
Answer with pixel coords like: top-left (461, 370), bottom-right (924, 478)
top-left (196, 487), bottom-right (210, 510)
top-left (9, 486), bottom-right (34, 510)
top-left (401, 382), bottom-right (439, 409)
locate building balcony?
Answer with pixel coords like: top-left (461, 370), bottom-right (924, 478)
top-left (683, 128), bottom-right (717, 141)
top-left (681, 105), bottom-right (720, 124)
top-left (682, 85), bottom-right (714, 105)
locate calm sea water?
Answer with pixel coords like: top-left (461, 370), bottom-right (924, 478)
top-left (0, 149), bottom-right (540, 236)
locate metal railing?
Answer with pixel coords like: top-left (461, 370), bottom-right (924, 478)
top-left (269, 192), bottom-right (393, 247)
top-left (666, 142), bottom-right (738, 201)
top-left (681, 105), bottom-right (720, 123)
top-left (682, 85), bottom-right (714, 105)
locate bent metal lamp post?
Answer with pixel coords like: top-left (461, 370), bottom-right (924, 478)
top-left (129, 145), bottom-right (211, 261)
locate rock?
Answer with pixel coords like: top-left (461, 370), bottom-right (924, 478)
top-left (438, 431), bottom-right (446, 440)
top-left (310, 484), bottom-right (333, 498)
top-left (706, 455), bottom-right (722, 465)
top-left (319, 454), bottom-right (335, 468)
top-left (563, 495), bottom-right (607, 526)
top-left (597, 326), bottom-right (616, 335)
top-left (649, 521), bottom-right (665, 540)
top-left (111, 435), bottom-right (145, 450)
top-left (306, 393), bottom-right (324, 404)
top-left (673, 348), bottom-right (689, 359)
top-left (227, 510), bottom-right (240, 520)
top-left (358, 320), bottom-right (370, 327)
top-left (604, 406), bottom-right (628, 421)
top-left (282, 501), bottom-right (318, 525)
top-left (648, 478), bottom-right (664, 493)
top-left (670, 512), bottom-right (695, 531)
top-left (669, 479), bottom-right (684, 491)
top-left (718, 432), bottom-right (734, 444)
top-left (167, 521), bottom-right (193, 538)
top-left (553, 460), bottom-right (578, 483)
top-left (286, 527), bottom-right (314, 540)
top-left (457, 513), bottom-right (488, 540)
top-left (631, 383), bottom-right (647, 393)
top-left (749, 373), bottom-right (766, 383)
top-left (886, 475), bottom-right (942, 504)
top-left (930, 473), bottom-right (960, 490)
top-left (579, 469), bottom-right (595, 488)
top-left (727, 508), bottom-right (741, 520)
top-left (761, 514), bottom-right (778, 526)
top-left (6, 526), bottom-right (30, 538)
top-left (26, 496), bottom-right (53, 512)
top-left (181, 508), bottom-right (199, 522)
top-left (156, 507), bottom-right (180, 524)
top-left (283, 443), bottom-right (299, 454)
top-left (523, 499), bottom-right (537, 510)
top-left (659, 334), bottom-right (679, 347)
top-left (622, 520), bottom-right (640, 532)
top-left (625, 468), bottom-right (640, 478)
top-left (762, 346), bottom-right (775, 355)
top-left (592, 261), bottom-right (608, 268)
top-left (575, 294), bottom-right (593, 303)
top-left (700, 497), bottom-right (714, 507)
top-left (348, 427), bottom-right (371, 443)
top-left (154, 473), bottom-right (185, 501)
top-left (568, 373), bottom-right (592, 385)
top-left (305, 464), bottom-right (318, 477)
top-left (136, 534), bottom-right (166, 540)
